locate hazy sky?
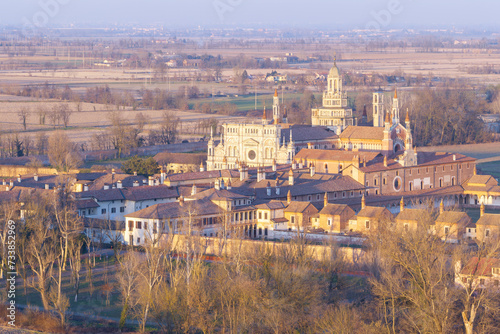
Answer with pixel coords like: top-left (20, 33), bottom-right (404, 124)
top-left (2, 0), bottom-right (500, 30)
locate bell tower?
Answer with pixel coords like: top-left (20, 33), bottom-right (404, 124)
top-left (373, 92), bottom-right (384, 127)
top-left (273, 89), bottom-right (280, 124)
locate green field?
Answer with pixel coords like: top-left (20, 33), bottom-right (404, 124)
top-left (478, 160), bottom-right (500, 180)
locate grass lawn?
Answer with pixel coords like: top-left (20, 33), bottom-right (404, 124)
top-left (478, 160), bottom-right (500, 180)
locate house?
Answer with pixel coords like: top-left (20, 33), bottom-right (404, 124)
top-left (349, 195), bottom-right (393, 233)
top-left (456, 257), bottom-right (500, 289)
top-left (462, 174), bottom-right (500, 206)
top-left (395, 198), bottom-right (433, 233)
top-left (434, 201), bottom-right (473, 243)
top-left (283, 196), bottom-right (319, 231)
top-left (317, 193), bottom-right (355, 233)
top-left (475, 203), bottom-right (500, 243)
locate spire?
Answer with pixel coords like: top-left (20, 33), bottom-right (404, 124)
top-left (287, 190), bottom-right (292, 204)
top-left (405, 108), bottom-right (410, 123)
top-left (274, 88), bottom-right (278, 97)
top-left (394, 88), bottom-right (398, 99)
top-left (439, 199), bottom-right (444, 214)
top-left (262, 105), bottom-right (267, 121)
top-left (324, 192), bottom-right (328, 207)
top-left (400, 197), bottom-right (404, 212)
top-left (361, 194), bottom-right (366, 210)
top-left (385, 110), bottom-right (391, 123)
top-left (480, 202), bottom-right (485, 217)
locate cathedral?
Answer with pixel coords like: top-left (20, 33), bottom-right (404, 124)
top-left (207, 61), bottom-right (417, 171)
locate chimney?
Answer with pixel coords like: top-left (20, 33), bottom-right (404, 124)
top-left (134, 171), bottom-right (138, 176)
top-left (307, 142), bottom-right (314, 149)
top-left (214, 178), bottom-right (221, 191)
top-left (257, 167), bottom-right (265, 182)
top-left (143, 179), bottom-right (148, 186)
top-left (5, 186), bottom-right (9, 191)
top-left (117, 180), bottom-right (123, 189)
top-left (220, 178), bottom-right (225, 190)
top-left (266, 182), bottom-right (271, 196)
top-left (239, 164), bottom-right (248, 181)
top-left (383, 156), bottom-right (388, 167)
top-left (103, 183), bottom-right (110, 190)
top-left (133, 181), bottom-right (140, 187)
top-left (272, 159), bottom-right (277, 172)
top-left (148, 176), bottom-right (154, 186)
top-left (299, 159), bottom-right (304, 169)
top-left (324, 192), bottom-right (328, 207)
top-left (179, 195), bottom-right (184, 206)
top-left (292, 160), bottom-right (297, 170)
top-left (480, 202), bottom-right (485, 217)
top-left (84, 184), bottom-right (89, 192)
top-left (310, 163), bottom-right (316, 177)
top-left (9, 180), bottom-right (14, 187)
top-left (226, 179), bottom-right (232, 190)
top-left (160, 167), bottom-right (166, 184)
top-left (112, 168), bottom-right (116, 175)
top-left (112, 183), bottom-right (116, 189)
top-left (34, 174), bottom-right (38, 182)
top-left (17, 174), bottom-right (21, 183)
top-left (453, 154), bottom-right (456, 161)
top-left (400, 197), bottom-right (404, 212)
top-left (439, 199), bottom-right (444, 214)
top-left (288, 169), bottom-right (294, 186)
top-left (234, 159), bottom-right (239, 169)
top-left (275, 178), bottom-right (281, 195)
top-left (287, 190), bottom-right (292, 204)
top-left (2, 180), bottom-right (5, 186)
top-left (191, 184), bottom-right (197, 195)
top-left (199, 162), bottom-right (205, 172)
top-left (361, 194), bottom-right (366, 210)
top-left (45, 184), bottom-right (49, 190)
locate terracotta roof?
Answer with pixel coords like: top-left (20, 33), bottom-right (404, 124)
top-left (75, 199), bottom-right (99, 209)
top-left (154, 152), bottom-right (205, 166)
top-left (396, 208), bottom-right (430, 222)
top-left (76, 172), bottom-right (107, 181)
top-left (320, 203), bottom-right (355, 217)
top-left (76, 188), bottom-right (125, 202)
top-left (166, 170), bottom-right (239, 183)
top-left (295, 149), bottom-right (381, 163)
top-left (188, 188), bottom-right (248, 201)
top-left (89, 173), bottom-right (147, 190)
top-left (466, 175), bottom-right (498, 186)
top-left (255, 200), bottom-right (287, 210)
top-left (339, 126), bottom-right (385, 141)
top-left (281, 125), bottom-right (338, 142)
top-left (357, 206), bottom-right (391, 218)
top-left (436, 211), bottom-right (471, 226)
top-left (285, 201), bottom-right (318, 214)
top-left (460, 257), bottom-right (500, 276)
top-left (122, 185), bottom-right (179, 201)
top-left (124, 199), bottom-right (222, 220)
top-left (476, 214), bottom-right (500, 227)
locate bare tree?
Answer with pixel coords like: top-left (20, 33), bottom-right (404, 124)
top-left (18, 107), bottom-right (30, 130)
top-left (47, 131), bottom-right (82, 172)
top-left (57, 104), bottom-right (73, 128)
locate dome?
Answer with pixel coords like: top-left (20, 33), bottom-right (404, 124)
top-left (329, 64), bottom-right (340, 78)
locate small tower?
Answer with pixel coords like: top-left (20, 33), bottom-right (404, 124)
top-left (262, 105), bottom-right (267, 125)
top-left (361, 104), bottom-right (368, 125)
top-left (361, 194), bottom-right (366, 209)
top-left (373, 91), bottom-right (384, 127)
top-left (324, 192), bottom-right (328, 207)
top-left (287, 190), bottom-right (292, 204)
top-left (273, 88), bottom-right (280, 124)
top-left (288, 168), bottom-right (294, 186)
top-left (392, 89), bottom-right (400, 125)
top-left (400, 197), bottom-right (404, 212)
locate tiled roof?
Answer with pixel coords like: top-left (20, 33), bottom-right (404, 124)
top-left (319, 203), bottom-right (354, 217)
top-left (124, 199), bottom-right (222, 220)
top-left (254, 200), bottom-right (287, 210)
top-left (460, 257), bottom-right (500, 276)
top-left (339, 126), bottom-right (385, 140)
top-left (476, 214), bottom-right (500, 227)
top-left (436, 211), bottom-right (471, 226)
top-left (188, 188), bottom-right (249, 201)
top-left (464, 175), bottom-right (497, 187)
top-left (75, 199), bottom-right (99, 209)
top-left (89, 174), bottom-right (147, 190)
top-left (154, 152), bottom-right (205, 165)
top-left (294, 149), bottom-right (381, 163)
top-left (396, 208), bottom-right (431, 222)
top-left (285, 201), bottom-right (318, 214)
top-left (357, 206), bottom-right (391, 218)
top-left (166, 170), bottom-right (239, 182)
top-left (281, 125), bottom-right (338, 142)
top-left (76, 172), bottom-right (107, 181)
top-left (122, 185), bottom-right (179, 201)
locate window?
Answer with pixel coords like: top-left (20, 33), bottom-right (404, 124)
top-left (486, 229), bottom-right (491, 237)
top-left (308, 195), bottom-right (312, 201)
top-left (259, 212), bottom-right (262, 219)
top-left (153, 223), bottom-right (157, 234)
top-left (101, 208), bottom-right (106, 214)
top-left (365, 220), bottom-right (370, 230)
top-left (480, 279), bottom-right (485, 285)
top-left (144, 222), bottom-right (148, 230)
top-left (316, 194), bottom-right (320, 200)
top-left (404, 223), bottom-right (409, 232)
top-left (136, 221), bottom-right (142, 229)
top-left (342, 191), bottom-right (346, 198)
top-left (264, 212), bottom-right (268, 220)
top-left (111, 207), bottom-right (116, 213)
top-left (374, 178), bottom-right (378, 186)
top-left (137, 237), bottom-right (141, 244)
top-left (291, 216), bottom-right (295, 224)
top-left (128, 221), bottom-right (134, 231)
top-left (383, 178), bottom-right (387, 185)
top-left (495, 280), bottom-right (499, 287)
top-left (327, 218), bottom-right (332, 226)
top-left (120, 207), bottom-right (125, 213)
top-left (444, 226), bottom-right (450, 235)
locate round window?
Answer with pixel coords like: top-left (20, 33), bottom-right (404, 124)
top-left (248, 150), bottom-right (256, 160)
top-left (394, 176), bottom-right (402, 191)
